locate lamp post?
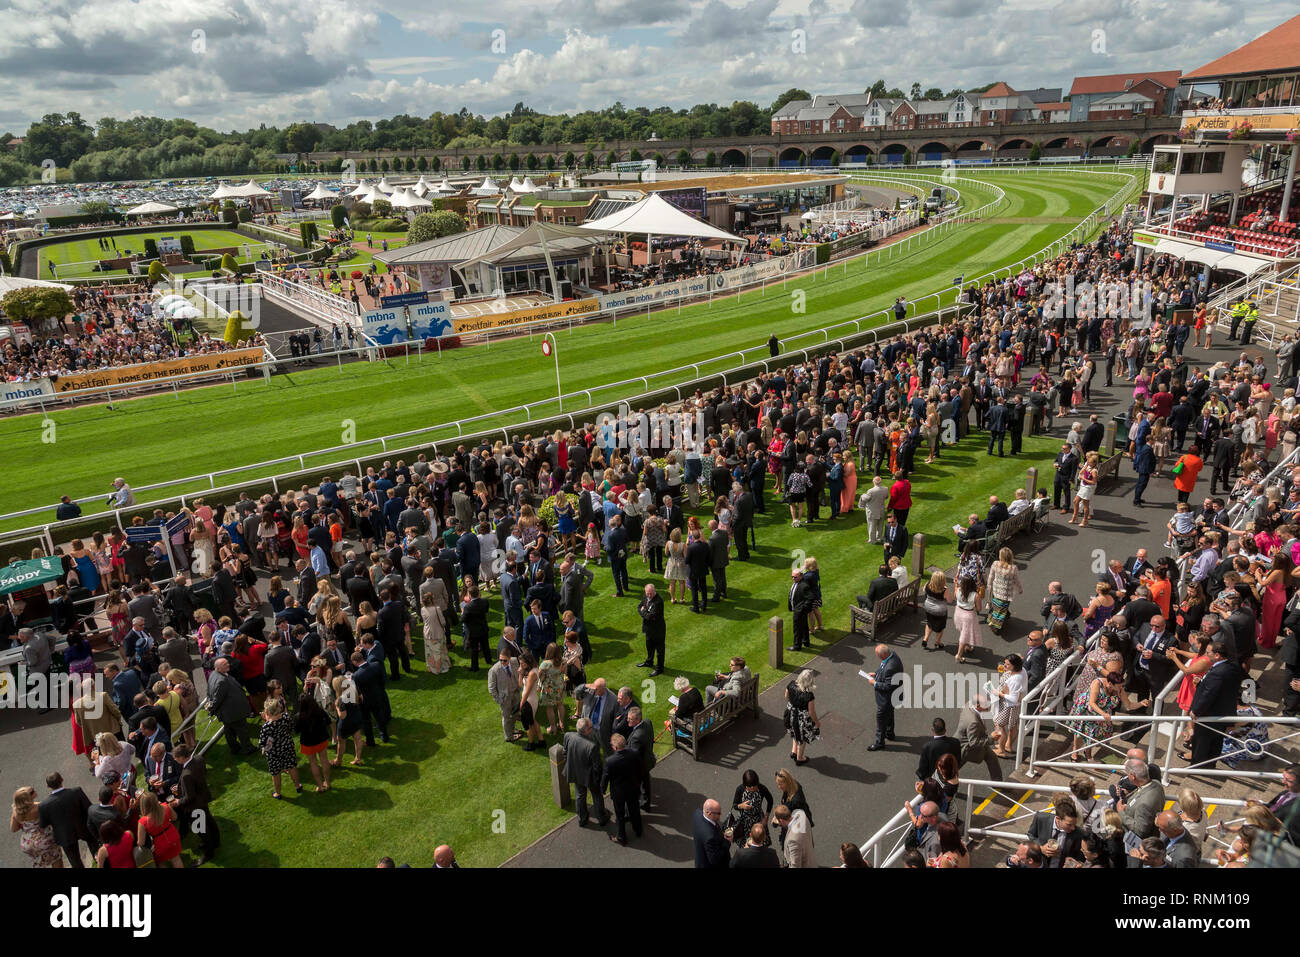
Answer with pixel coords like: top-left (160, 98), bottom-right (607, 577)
top-left (542, 333), bottom-right (562, 411)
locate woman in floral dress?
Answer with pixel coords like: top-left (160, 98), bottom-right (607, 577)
top-left (10, 786), bottom-right (63, 867)
top-left (1066, 662), bottom-right (1147, 762)
top-left (984, 547), bottom-right (1022, 637)
top-left (538, 643), bottom-right (566, 735)
top-left (420, 591), bottom-right (451, 675)
top-left (258, 698), bottom-right (302, 799)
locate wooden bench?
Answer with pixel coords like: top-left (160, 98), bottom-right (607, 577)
top-left (673, 674), bottom-right (759, 760)
top-left (1095, 451), bottom-right (1125, 489)
top-left (981, 506), bottom-right (1036, 565)
top-left (849, 575), bottom-right (922, 642)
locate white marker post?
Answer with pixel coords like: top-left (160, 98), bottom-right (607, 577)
top-left (542, 333), bottom-right (561, 411)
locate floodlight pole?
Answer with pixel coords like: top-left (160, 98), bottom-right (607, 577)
top-left (545, 332), bottom-right (562, 411)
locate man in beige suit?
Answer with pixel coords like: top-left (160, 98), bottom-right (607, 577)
top-left (862, 476), bottom-right (889, 544)
top-left (72, 677), bottom-right (122, 771)
top-left (487, 651), bottom-right (521, 742)
top-left (773, 804), bottom-right (815, 868)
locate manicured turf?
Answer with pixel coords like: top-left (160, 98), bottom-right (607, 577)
top-left (2, 169), bottom-right (1137, 534)
top-left (5, 166), bottom-right (1139, 867)
top-left (195, 431), bottom-right (1058, 868)
top-left (38, 229), bottom-right (271, 279)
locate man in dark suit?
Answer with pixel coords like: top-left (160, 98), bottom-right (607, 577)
top-left (1081, 415), bottom-right (1106, 455)
top-left (601, 734), bottom-right (643, 845)
top-left (144, 741), bottom-right (181, 798)
top-left (867, 644), bottom-right (903, 751)
top-left (732, 487), bottom-right (755, 560)
top-left (1026, 800), bottom-right (1085, 867)
top-left (861, 565), bottom-right (899, 613)
top-left (377, 588), bottom-right (411, 680)
top-left (460, 585), bottom-right (492, 672)
top-left (693, 798), bottom-right (730, 868)
top-left (986, 397), bottom-right (1008, 456)
top-left (1210, 434), bottom-right (1235, 495)
top-left (351, 650), bottom-right (391, 744)
top-left (624, 706), bottom-right (656, 810)
top-left (575, 679), bottom-right (618, 756)
top-left (602, 515), bottom-right (630, 597)
top-left (685, 532), bottom-right (711, 613)
top-left (264, 630), bottom-right (299, 701)
top-left (170, 744), bottom-right (219, 864)
top-left (562, 718), bottom-right (608, 828)
top-left (636, 584), bottom-right (666, 676)
top-left (207, 657), bottom-right (253, 754)
top-left (1220, 592), bottom-right (1259, 670)
top-left (956, 513), bottom-right (988, 552)
top-left (87, 786), bottom-right (124, 836)
top-left (915, 717), bottom-right (962, 782)
top-left (707, 520), bottom-right (730, 600)
top-left (659, 496), bottom-right (684, 536)
top-left (731, 823), bottom-right (781, 867)
top-left (345, 569), bottom-right (379, 617)
top-left (1121, 549), bottom-right (1152, 590)
top-left (38, 773), bottom-right (96, 868)
top-left (883, 513), bottom-right (909, 563)
top-left (1052, 444), bottom-right (1079, 511)
top-left (558, 559), bottom-right (595, 620)
top-left (805, 453), bottom-right (828, 524)
top-left (294, 559), bottom-right (317, 608)
top-left (1189, 641), bottom-right (1244, 769)
top-left (1023, 629), bottom-right (1049, 692)
top-left (1132, 441), bottom-right (1156, 506)
top-left (788, 569), bottom-right (814, 651)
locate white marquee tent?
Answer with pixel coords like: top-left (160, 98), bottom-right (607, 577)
top-left (304, 183), bottom-right (338, 202)
top-left (124, 201), bottom-right (179, 217)
top-left (578, 191), bottom-right (741, 243)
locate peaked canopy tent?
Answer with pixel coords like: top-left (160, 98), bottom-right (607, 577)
top-left (228, 180), bottom-right (271, 198)
top-left (304, 183), bottom-right (338, 203)
top-left (578, 191), bottom-right (742, 244)
top-left (348, 180), bottom-right (371, 197)
top-left (209, 181), bottom-right (239, 200)
top-left (124, 201), bottom-right (179, 217)
top-left (374, 177), bottom-right (396, 194)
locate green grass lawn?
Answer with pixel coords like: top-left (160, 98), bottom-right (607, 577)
top-left (4, 166), bottom-right (1137, 866)
top-left (1, 169), bottom-right (1133, 536)
top-left (38, 229), bottom-right (272, 279)
top-left (198, 431), bottom-right (1058, 868)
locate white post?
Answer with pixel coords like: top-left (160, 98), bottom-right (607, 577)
top-left (545, 332), bottom-right (562, 411)
top-left (1280, 144), bottom-right (1298, 224)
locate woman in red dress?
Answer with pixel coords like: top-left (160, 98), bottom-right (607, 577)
top-left (137, 792), bottom-right (183, 867)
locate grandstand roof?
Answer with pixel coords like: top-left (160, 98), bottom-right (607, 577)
top-left (1184, 14), bottom-right (1300, 80)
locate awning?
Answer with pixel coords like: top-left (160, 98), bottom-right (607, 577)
top-left (0, 557), bottom-right (62, 595)
top-left (580, 192), bottom-right (742, 243)
top-left (1153, 238), bottom-right (1230, 269)
top-left (1216, 254), bottom-right (1272, 276)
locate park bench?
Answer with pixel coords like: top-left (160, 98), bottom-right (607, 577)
top-left (849, 575), bottom-right (922, 642)
top-left (980, 505), bottom-right (1036, 565)
top-left (1095, 451), bottom-right (1125, 489)
top-left (672, 674), bottom-right (760, 760)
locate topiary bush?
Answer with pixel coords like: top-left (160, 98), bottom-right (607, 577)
top-left (143, 238), bottom-right (159, 259)
top-left (330, 203), bottom-right (347, 230)
top-left (220, 253), bottom-right (239, 273)
top-left (179, 235), bottom-right (196, 256)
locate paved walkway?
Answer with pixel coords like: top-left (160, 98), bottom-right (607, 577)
top-left (507, 334), bottom-right (1290, 867)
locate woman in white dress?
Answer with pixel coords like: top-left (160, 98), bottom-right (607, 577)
top-left (1070, 452), bottom-right (1099, 527)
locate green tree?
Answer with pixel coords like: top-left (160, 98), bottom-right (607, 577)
top-left (0, 154), bottom-right (32, 186)
top-left (676, 149), bottom-right (690, 167)
top-left (23, 112), bottom-right (93, 168)
top-left (372, 198), bottom-right (393, 218)
top-left (924, 88), bottom-right (943, 100)
top-left (563, 151), bottom-right (575, 168)
top-left (705, 151), bottom-right (717, 167)
top-left (1028, 142), bottom-right (1042, 161)
top-left (583, 151), bottom-right (595, 168)
top-left (416, 155), bottom-right (428, 171)
top-left (220, 253), bottom-right (239, 273)
top-left (508, 153), bottom-right (521, 171)
top-left (492, 154), bottom-right (505, 170)
top-left (407, 210), bottom-right (466, 244)
top-left (628, 148), bottom-right (642, 162)
top-left (525, 153), bottom-right (538, 170)
top-left (0, 286), bottom-right (74, 332)
top-left (330, 203), bottom-right (347, 229)
top-left (768, 87), bottom-right (811, 115)
top-left (545, 154), bottom-right (556, 170)
top-left (283, 122), bottom-right (323, 154)
top-left (462, 156), bottom-right (471, 171)
top-left (476, 155), bottom-right (486, 171)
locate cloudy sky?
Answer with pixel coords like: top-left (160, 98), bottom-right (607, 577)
top-left (0, 0), bottom-right (1292, 132)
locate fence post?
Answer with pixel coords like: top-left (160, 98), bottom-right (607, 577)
top-left (910, 533), bottom-right (926, 577)
top-left (1103, 419), bottom-right (1117, 457)
top-left (549, 743), bottom-right (572, 809)
top-left (1025, 467), bottom-right (1038, 500)
top-left (768, 616), bottom-right (784, 669)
